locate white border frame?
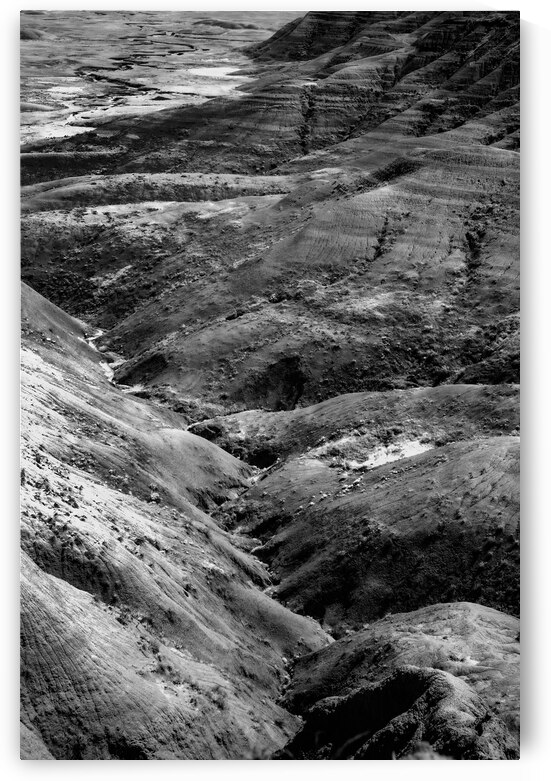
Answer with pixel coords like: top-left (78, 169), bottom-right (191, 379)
top-left (4, 2), bottom-right (550, 778)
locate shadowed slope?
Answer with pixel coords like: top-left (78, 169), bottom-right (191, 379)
top-left (277, 602), bottom-right (519, 759)
top-left (221, 437), bottom-right (519, 628)
top-left (190, 384), bottom-right (519, 466)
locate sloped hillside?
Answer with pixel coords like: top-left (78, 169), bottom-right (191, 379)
top-left (190, 383), bottom-right (519, 466)
top-left (20, 10), bottom-right (520, 761)
top-left (219, 437), bottom-right (519, 627)
top-left (20, 283), bottom-right (329, 759)
top-left (277, 602), bottom-right (519, 759)
top-left (21, 12), bottom-right (520, 414)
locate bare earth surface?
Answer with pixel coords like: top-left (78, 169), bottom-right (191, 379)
top-left (20, 10), bottom-right (519, 760)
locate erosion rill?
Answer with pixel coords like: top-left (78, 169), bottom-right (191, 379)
top-left (20, 10), bottom-right (520, 760)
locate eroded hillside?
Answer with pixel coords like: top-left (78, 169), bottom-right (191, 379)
top-left (20, 10), bottom-right (520, 761)
top-left (20, 282), bottom-right (329, 759)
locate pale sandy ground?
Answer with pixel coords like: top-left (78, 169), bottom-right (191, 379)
top-left (20, 10), bottom-right (293, 145)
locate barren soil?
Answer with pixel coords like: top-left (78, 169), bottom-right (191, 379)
top-left (20, 10), bottom-right (520, 761)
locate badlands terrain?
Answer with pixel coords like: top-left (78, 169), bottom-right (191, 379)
top-left (20, 10), bottom-right (519, 760)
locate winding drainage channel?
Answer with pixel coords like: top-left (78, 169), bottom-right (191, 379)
top-left (84, 329), bottom-right (125, 385)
